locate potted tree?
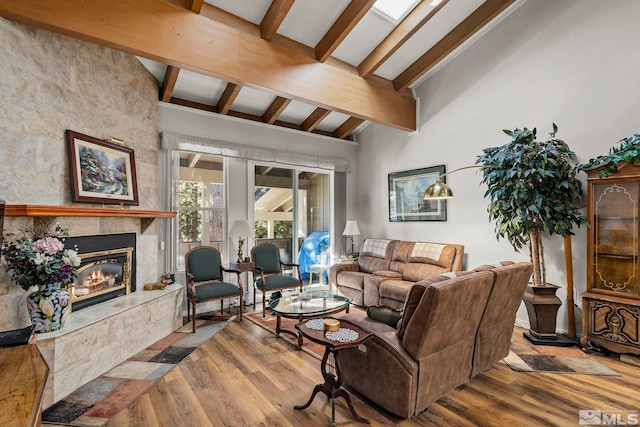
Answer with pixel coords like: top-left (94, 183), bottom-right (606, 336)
top-left (476, 124), bottom-right (586, 344)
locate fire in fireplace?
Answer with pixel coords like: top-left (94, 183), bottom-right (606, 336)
top-left (64, 233), bottom-right (136, 311)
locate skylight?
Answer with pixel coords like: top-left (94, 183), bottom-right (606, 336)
top-left (372, 0), bottom-right (421, 23)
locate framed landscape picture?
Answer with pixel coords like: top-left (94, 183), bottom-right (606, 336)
top-left (388, 165), bottom-right (446, 222)
top-left (66, 130), bottom-right (139, 205)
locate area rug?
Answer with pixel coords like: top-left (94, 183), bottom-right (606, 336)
top-left (504, 342), bottom-right (619, 375)
top-left (41, 313), bottom-right (234, 426)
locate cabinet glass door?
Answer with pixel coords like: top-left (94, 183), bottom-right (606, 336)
top-left (593, 182), bottom-right (639, 296)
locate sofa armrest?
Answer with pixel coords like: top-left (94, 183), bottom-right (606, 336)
top-left (340, 312), bottom-right (416, 372)
top-left (329, 262), bottom-right (359, 287)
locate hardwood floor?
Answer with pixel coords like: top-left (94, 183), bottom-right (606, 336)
top-left (103, 316), bottom-right (640, 427)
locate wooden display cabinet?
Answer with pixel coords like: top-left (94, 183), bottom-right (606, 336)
top-left (581, 162), bottom-right (640, 355)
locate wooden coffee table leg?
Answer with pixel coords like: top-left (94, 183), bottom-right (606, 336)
top-left (274, 314), bottom-right (304, 349)
top-left (275, 314), bottom-right (282, 336)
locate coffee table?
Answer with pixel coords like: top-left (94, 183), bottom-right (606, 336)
top-left (268, 288), bottom-right (351, 348)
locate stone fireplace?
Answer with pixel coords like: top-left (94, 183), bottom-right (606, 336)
top-left (65, 233), bottom-right (136, 311)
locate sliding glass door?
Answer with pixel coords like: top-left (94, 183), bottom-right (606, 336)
top-left (253, 164), bottom-right (331, 280)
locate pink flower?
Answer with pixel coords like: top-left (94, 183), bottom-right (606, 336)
top-left (34, 237), bottom-right (64, 255)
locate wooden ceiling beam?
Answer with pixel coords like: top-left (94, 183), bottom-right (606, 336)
top-left (315, 0), bottom-right (374, 62)
top-left (358, 0), bottom-right (449, 78)
top-left (168, 100), bottom-right (337, 139)
top-left (334, 117), bottom-right (364, 139)
top-left (216, 83), bottom-right (242, 115)
top-left (160, 66), bottom-right (180, 102)
top-left (0, 0), bottom-right (416, 131)
top-left (160, 0), bottom-right (203, 102)
top-left (393, 0), bottom-right (515, 91)
top-left (170, 97), bottom-right (217, 113)
top-left (260, 0), bottom-right (294, 41)
top-left (262, 96), bottom-right (291, 124)
top-left (301, 108), bottom-right (331, 132)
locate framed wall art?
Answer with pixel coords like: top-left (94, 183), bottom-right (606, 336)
top-left (388, 165), bottom-right (446, 222)
top-left (66, 130), bottom-right (139, 205)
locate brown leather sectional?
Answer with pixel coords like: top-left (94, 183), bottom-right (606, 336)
top-left (329, 238), bottom-right (465, 308)
top-left (338, 261), bottom-right (533, 418)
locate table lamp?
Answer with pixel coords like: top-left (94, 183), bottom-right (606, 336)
top-left (229, 220), bottom-right (253, 262)
top-left (342, 220), bottom-right (360, 256)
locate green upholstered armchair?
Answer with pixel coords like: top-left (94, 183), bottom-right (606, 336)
top-left (251, 242), bottom-right (303, 317)
top-left (185, 246), bottom-right (243, 333)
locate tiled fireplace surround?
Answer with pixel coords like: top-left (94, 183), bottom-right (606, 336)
top-left (30, 226), bottom-right (184, 410)
top-left (37, 284), bottom-right (183, 409)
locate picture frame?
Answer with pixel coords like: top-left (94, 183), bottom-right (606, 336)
top-left (388, 165), bottom-right (446, 222)
top-left (66, 130), bottom-right (139, 205)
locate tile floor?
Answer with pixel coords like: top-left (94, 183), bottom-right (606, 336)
top-left (42, 313), bottom-right (232, 426)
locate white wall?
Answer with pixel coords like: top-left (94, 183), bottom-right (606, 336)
top-left (355, 0), bottom-right (640, 333)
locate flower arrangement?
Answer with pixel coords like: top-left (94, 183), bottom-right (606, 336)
top-left (2, 225), bottom-right (81, 292)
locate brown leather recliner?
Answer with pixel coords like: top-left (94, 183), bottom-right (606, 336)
top-left (329, 239), bottom-right (397, 305)
top-left (339, 270), bottom-right (495, 418)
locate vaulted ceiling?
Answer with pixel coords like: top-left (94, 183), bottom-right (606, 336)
top-left (0, 0), bottom-right (523, 140)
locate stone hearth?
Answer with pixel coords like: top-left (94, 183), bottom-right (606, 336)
top-left (35, 284), bottom-right (183, 409)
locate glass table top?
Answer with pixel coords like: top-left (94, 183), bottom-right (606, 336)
top-left (268, 288), bottom-right (351, 316)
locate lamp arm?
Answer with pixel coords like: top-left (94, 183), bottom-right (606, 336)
top-left (437, 164), bottom-right (498, 181)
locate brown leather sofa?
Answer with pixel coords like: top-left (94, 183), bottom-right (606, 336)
top-left (338, 261), bottom-right (532, 418)
top-left (329, 238), bottom-right (464, 308)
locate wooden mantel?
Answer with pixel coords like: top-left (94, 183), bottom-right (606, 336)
top-left (5, 204), bottom-right (176, 233)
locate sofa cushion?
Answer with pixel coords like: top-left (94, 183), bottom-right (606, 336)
top-left (373, 270), bottom-right (402, 278)
top-left (388, 241), bottom-right (414, 274)
top-left (402, 243), bottom-right (457, 282)
top-left (358, 239), bottom-right (395, 273)
top-left (379, 280), bottom-right (415, 309)
top-left (337, 271), bottom-right (369, 291)
top-left (367, 305), bottom-right (403, 329)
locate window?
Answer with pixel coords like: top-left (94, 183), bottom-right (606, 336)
top-left (175, 153), bottom-right (225, 270)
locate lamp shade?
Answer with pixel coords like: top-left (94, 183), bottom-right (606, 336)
top-left (423, 181), bottom-right (454, 200)
top-left (229, 219), bottom-right (253, 237)
top-left (342, 220), bottom-right (360, 236)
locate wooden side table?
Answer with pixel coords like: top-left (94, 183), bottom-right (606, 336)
top-left (230, 260), bottom-right (255, 306)
top-left (294, 318), bottom-right (372, 426)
